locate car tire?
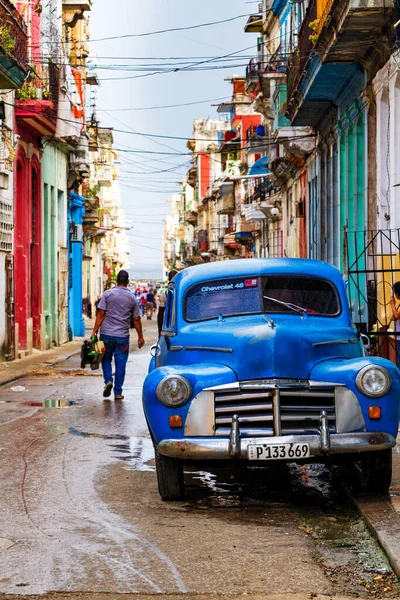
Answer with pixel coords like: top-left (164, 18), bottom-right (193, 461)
top-left (155, 449), bottom-right (184, 501)
top-left (359, 449), bottom-right (392, 494)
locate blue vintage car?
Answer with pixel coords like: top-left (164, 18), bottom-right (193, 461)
top-left (143, 258), bottom-right (400, 500)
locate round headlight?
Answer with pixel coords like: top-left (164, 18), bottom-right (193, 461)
top-left (355, 365), bottom-right (392, 398)
top-left (156, 375), bottom-right (192, 407)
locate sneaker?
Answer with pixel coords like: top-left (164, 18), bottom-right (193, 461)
top-left (114, 394), bottom-right (124, 400)
top-left (103, 382), bottom-right (113, 398)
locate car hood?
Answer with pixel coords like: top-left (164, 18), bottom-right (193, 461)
top-left (175, 315), bottom-right (362, 381)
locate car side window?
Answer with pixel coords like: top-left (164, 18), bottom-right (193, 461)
top-left (163, 288), bottom-right (175, 332)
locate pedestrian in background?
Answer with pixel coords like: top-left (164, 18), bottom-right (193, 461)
top-left (390, 282), bottom-right (400, 367)
top-left (140, 289), bottom-right (147, 315)
top-left (92, 269), bottom-right (145, 400)
top-left (157, 270), bottom-right (177, 336)
top-left (157, 283), bottom-right (167, 336)
top-left (145, 287), bottom-right (156, 320)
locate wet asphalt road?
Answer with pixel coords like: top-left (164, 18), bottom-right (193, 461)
top-left (0, 318), bottom-right (399, 599)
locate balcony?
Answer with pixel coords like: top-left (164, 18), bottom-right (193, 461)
top-left (216, 183), bottom-right (235, 214)
top-left (243, 204), bottom-right (267, 222)
top-left (224, 232), bottom-right (241, 249)
top-left (15, 64), bottom-right (61, 136)
top-left (273, 126), bottom-right (315, 159)
top-left (0, 0), bottom-right (29, 89)
top-left (287, 0), bottom-right (392, 127)
top-left (96, 165), bottom-right (113, 186)
top-left (187, 165), bottom-right (197, 186)
top-left (245, 59), bottom-right (260, 92)
top-left (245, 125), bottom-right (266, 154)
top-left (244, 11), bottom-right (263, 33)
top-left (258, 52), bottom-right (287, 98)
top-left (219, 130), bottom-right (241, 154)
top-left (185, 210), bottom-right (198, 226)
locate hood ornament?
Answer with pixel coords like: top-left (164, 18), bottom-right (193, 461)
top-left (265, 316), bottom-right (276, 329)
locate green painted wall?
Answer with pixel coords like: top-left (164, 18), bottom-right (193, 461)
top-left (338, 104), bottom-right (366, 322)
top-left (42, 144), bottom-right (68, 348)
top-left (273, 84), bottom-right (291, 131)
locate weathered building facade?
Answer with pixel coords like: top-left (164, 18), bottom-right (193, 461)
top-left (164, 0), bottom-right (400, 362)
top-left (0, 0), bottom-right (128, 362)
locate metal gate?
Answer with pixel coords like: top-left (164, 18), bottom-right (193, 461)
top-left (346, 229), bottom-right (400, 362)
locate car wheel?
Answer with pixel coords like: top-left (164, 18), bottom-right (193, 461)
top-left (359, 449), bottom-right (392, 493)
top-left (155, 449), bottom-right (184, 501)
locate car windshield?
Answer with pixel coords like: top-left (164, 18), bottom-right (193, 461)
top-left (185, 275), bottom-right (339, 321)
top-left (262, 276), bottom-right (339, 315)
top-left (185, 277), bottom-right (260, 321)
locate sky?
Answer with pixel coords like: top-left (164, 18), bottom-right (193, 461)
top-left (90, 0), bottom-right (254, 280)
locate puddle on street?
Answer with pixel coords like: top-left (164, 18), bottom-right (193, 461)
top-left (110, 436), bottom-right (155, 471)
top-left (180, 461), bottom-right (400, 598)
top-left (23, 399), bottom-right (79, 408)
top-left (68, 426), bottom-right (129, 440)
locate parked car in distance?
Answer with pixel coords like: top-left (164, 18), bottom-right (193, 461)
top-left (142, 259), bottom-right (400, 500)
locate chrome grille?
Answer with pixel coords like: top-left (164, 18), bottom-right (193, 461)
top-left (213, 384), bottom-right (336, 436)
top-left (279, 388), bottom-right (336, 435)
top-left (214, 390), bottom-right (274, 436)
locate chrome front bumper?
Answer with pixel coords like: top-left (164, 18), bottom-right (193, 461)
top-left (157, 431), bottom-right (396, 460)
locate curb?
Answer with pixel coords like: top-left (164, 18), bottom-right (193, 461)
top-left (352, 494), bottom-right (400, 578)
top-left (0, 347), bottom-right (81, 388)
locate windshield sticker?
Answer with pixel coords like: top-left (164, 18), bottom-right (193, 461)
top-left (200, 278), bottom-right (258, 293)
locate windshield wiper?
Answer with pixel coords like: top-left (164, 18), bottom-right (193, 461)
top-left (263, 295), bottom-right (308, 317)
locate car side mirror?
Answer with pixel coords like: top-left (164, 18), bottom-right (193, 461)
top-left (360, 334), bottom-right (370, 351)
top-left (150, 344), bottom-right (161, 358)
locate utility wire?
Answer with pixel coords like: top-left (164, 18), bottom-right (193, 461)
top-left (80, 14), bottom-right (253, 42)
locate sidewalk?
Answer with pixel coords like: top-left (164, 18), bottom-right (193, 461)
top-left (0, 338), bottom-right (85, 388)
top-left (352, 436), bottom-right (400, 577)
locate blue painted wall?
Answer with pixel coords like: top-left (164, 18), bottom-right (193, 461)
top-left (68, 192), bottom-right (85, 338)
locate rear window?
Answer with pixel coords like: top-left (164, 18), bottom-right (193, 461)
top-left (185, 275), bottom-right (340, 321)
top-left (185, 277), bottom-right (260, 321)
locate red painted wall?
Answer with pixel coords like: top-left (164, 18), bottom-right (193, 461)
top-left (199, 153), bottom-right (211, 199)
top-left (14, 145), bottom-right (43, 351)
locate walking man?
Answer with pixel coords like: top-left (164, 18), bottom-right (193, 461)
top-left (92, 270), bottom-right (145, 400)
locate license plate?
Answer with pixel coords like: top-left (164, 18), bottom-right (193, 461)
top-left (248, 442), bottom-right (310, 461)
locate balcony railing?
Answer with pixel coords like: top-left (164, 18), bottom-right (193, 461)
top-left (0, 0), bottom-right (28, 71)
top-left (245, 59), bottom-right (260, 84)
top-left (259, 53), bottom-right (287, 75)
top-left (287, 0), bottom-right (317, 100)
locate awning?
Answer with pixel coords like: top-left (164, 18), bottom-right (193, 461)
top-left (248, 156), bottom-right (270, 176)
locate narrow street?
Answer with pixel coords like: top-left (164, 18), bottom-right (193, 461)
top-left (0, 319), bottom-right (398, 600)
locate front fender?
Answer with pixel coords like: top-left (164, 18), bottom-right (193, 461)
top-left (310, 357), bottom-right (400, 438)
top-left (142, 362), bottom-right (237, 443)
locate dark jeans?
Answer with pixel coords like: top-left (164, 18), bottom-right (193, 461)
top-left (158, 306), bottom-right (165, 336)
top-left (100, 334), bottom-right (129, 395)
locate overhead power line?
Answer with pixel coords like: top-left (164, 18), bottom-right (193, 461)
top-left (88, 14), bottom-right (253, 42)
